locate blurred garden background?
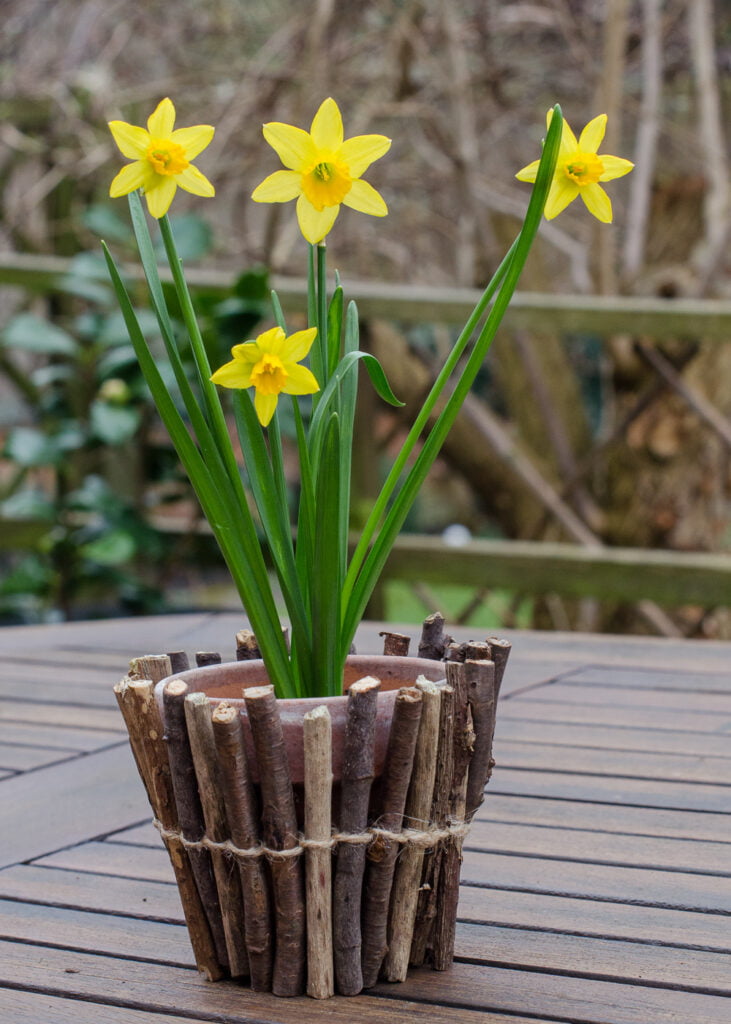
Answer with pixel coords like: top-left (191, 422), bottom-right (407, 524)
top-left (1, 0), bottom-right (730, 636)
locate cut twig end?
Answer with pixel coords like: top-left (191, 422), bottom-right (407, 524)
top-left (164, 679), bottom-right (189, 697)
top-left (349, 676), bottom-right (381, 696)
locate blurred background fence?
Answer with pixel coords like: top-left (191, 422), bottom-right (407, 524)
top-left (1, 0), bottom-right (730, 636)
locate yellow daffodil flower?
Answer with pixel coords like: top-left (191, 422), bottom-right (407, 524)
top-left (517, 110), bottom-right (634, 223)
top-left (251, 97), bottom-right (391, 244)
top-left (211, 326), bottom-right (320, 426)
top-left (108, 98), bottom-right (215, 219)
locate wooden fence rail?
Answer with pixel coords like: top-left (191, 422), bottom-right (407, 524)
top-left (2, 251), bottom-right (731, 338)
top-left (380, 535), bottom-right (731, 609)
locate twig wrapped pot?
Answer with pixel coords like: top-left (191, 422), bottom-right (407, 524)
top-left (115, 623), bottom-right (510, 997)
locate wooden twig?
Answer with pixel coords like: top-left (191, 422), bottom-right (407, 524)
top-left (486, 637), bottom-right (512, 695)
top-left (211, 702), bottom-right (273, 993)
top-left (131, 654), bottom-right (172, 683)
top-left (383, 679), bottom-right (441, 982)
top-left (166, 650), bottom-right (190, 673)
top-left (185, 692), bottom-right (249, 978)
top-left (244, 684), bottom-right (306, 997)
top-left (113, 676), bottom-right (222, 980)
top-left (464, 658), bottom-right (497, 819)
top-left (431, 660), bottom-right (475, 970)
top-left (333, 676), bottom-right (381, 996)
top-left (235, 630), bottom-right (261, 661)
top-left (379, 631), bottom-right (411, 657)
top-left (417, 612), bottom-right (448, 660)
top-left (303, 705), bottom-right (334, 999)
top-left (361, 686), bottom-right (423, 988)
top-left (195, 651), bottom-right (222, 667)
top-left (162, 680), bottom-right (230, 971)
top-left (409, 679), bottom-right (454, 967)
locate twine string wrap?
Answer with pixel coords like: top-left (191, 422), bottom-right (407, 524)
top-left (153, 814), bottom-right (471, 862)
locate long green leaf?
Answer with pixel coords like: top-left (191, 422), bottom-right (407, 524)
top-left (103, 242), bottom-right (294, 695)
top-left (340, 105), bottom-right (564, 653)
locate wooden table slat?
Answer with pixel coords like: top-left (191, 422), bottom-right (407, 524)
top-left (1, 614), bottom-right (729, 1023)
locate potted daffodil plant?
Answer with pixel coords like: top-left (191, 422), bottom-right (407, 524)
top-left (106, 97), bottom-right (632, 997)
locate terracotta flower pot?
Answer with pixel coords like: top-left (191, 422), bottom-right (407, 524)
top-left (154, 654), bottom-right (447, 784)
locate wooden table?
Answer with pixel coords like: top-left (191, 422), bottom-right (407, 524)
top-left (1, 613), bottom-right (729, 1023)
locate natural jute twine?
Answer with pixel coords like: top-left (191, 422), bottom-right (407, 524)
top-left (153, 816), bottom-right (471, 862)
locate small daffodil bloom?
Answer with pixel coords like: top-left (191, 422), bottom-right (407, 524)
top-left (211, 326), bottom-right (320, 427)
top-left (517, 111), bottom-right (634, 223)
top-left (108, 98), bottom-right (215, 219)
top-left (252, 97), bottom-right (391, 244)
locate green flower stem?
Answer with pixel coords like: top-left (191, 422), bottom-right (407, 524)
top-left (102, 242), bottom-right (295, 695)
top-left (316, 242), bottom-right (328, 383)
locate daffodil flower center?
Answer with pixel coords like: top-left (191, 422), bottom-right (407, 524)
top-left (146, 138), bottom-right (189, 176)
top-left (250, 353), bottom-right (288, 395)
top-left (563, 152), bottom-right (603, 186)
top-left (302, 155), bottom-right (352, 211)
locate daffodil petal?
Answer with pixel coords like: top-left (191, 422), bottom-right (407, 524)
top-left (210, 359), bottom-right (253, 388)
top-left (251, 170), bottom-right (302, 203)
top-left (598, 155), bottom-right (635, 181)
top-left (281, 327), bottom-right (317, 363)
top-left (339, 134), bottom-right (391, 177)
top-left (176, 164), bottom-right (216, 197)
top-left (147, 98), bottom-right (176, 137)
top-left (108, 120), bottom-right (149, 159)
top-left (342, 178), bottom-right (388, 216)
top-left (544, 177), bottom-right (579, 220)
top-left (144, 176), bottom-right (177, 219)
top-left (263, 122), bottom-right (316, 171)
top-left (296, 194), bottom-right (339, 243)
top-left (282, 363), bottom-right (320, 396)
top-left (310, 97), bottom-right (343, 151)
top-left (255, 391), bottom-right (278, 427)
top-left (256, 326), bottom-right (287, 356)
top-left (109, 161), bottom-right (147, 198)
top-left (170, 124), bottom-right (215, 159)
top-left (231, 342), bottom-right (261, 362)
top-left (579, 114), bottom-right (607, 154)
top-left (581, 183), bottom-right (612, 223)
top-left (515, 159), bottom-right (539, 183)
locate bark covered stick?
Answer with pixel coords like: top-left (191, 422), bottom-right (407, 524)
top-left (185, 692), bottom-right (249, 978)
top-left (487, 637), bottom-right (512, 695)
top-left (235, 630), bottom-right (261, 661)
top-left (131, 654), bottom-right (172, 683)
top-left (303, 705), bottom-right (334, 999)
top-left (244, 684), bottom-right (306, 998)
top-left (163, 680), bottom-right (230, 971)
top-left (196, 651), bottom-right (222, 667)
top-left (382, 679), bottom-right (442, 982)
top-left (333, 676), bottom-right (381, 996)
top-left (464, 658), bottom-right (497, 819)
top-left (417, 611), bottom-right (448, 660)
top-left (166, 650), bottom-right (190, 674)
top-left (379, 631), bottom-right (411, 657)
top-left (211, 702), bottom-right (273, 993)
top-left (409, 680), bottom-right (455, 967)
top-left (113, 677), bottom-right (222, 980)
top-left (431, 660), bottom-right (476, 971)
top-left (361, 686), bottom-right (423, 988)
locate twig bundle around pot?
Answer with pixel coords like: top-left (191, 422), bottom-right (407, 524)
top-left (114, 615), bottom-right (510, 998)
